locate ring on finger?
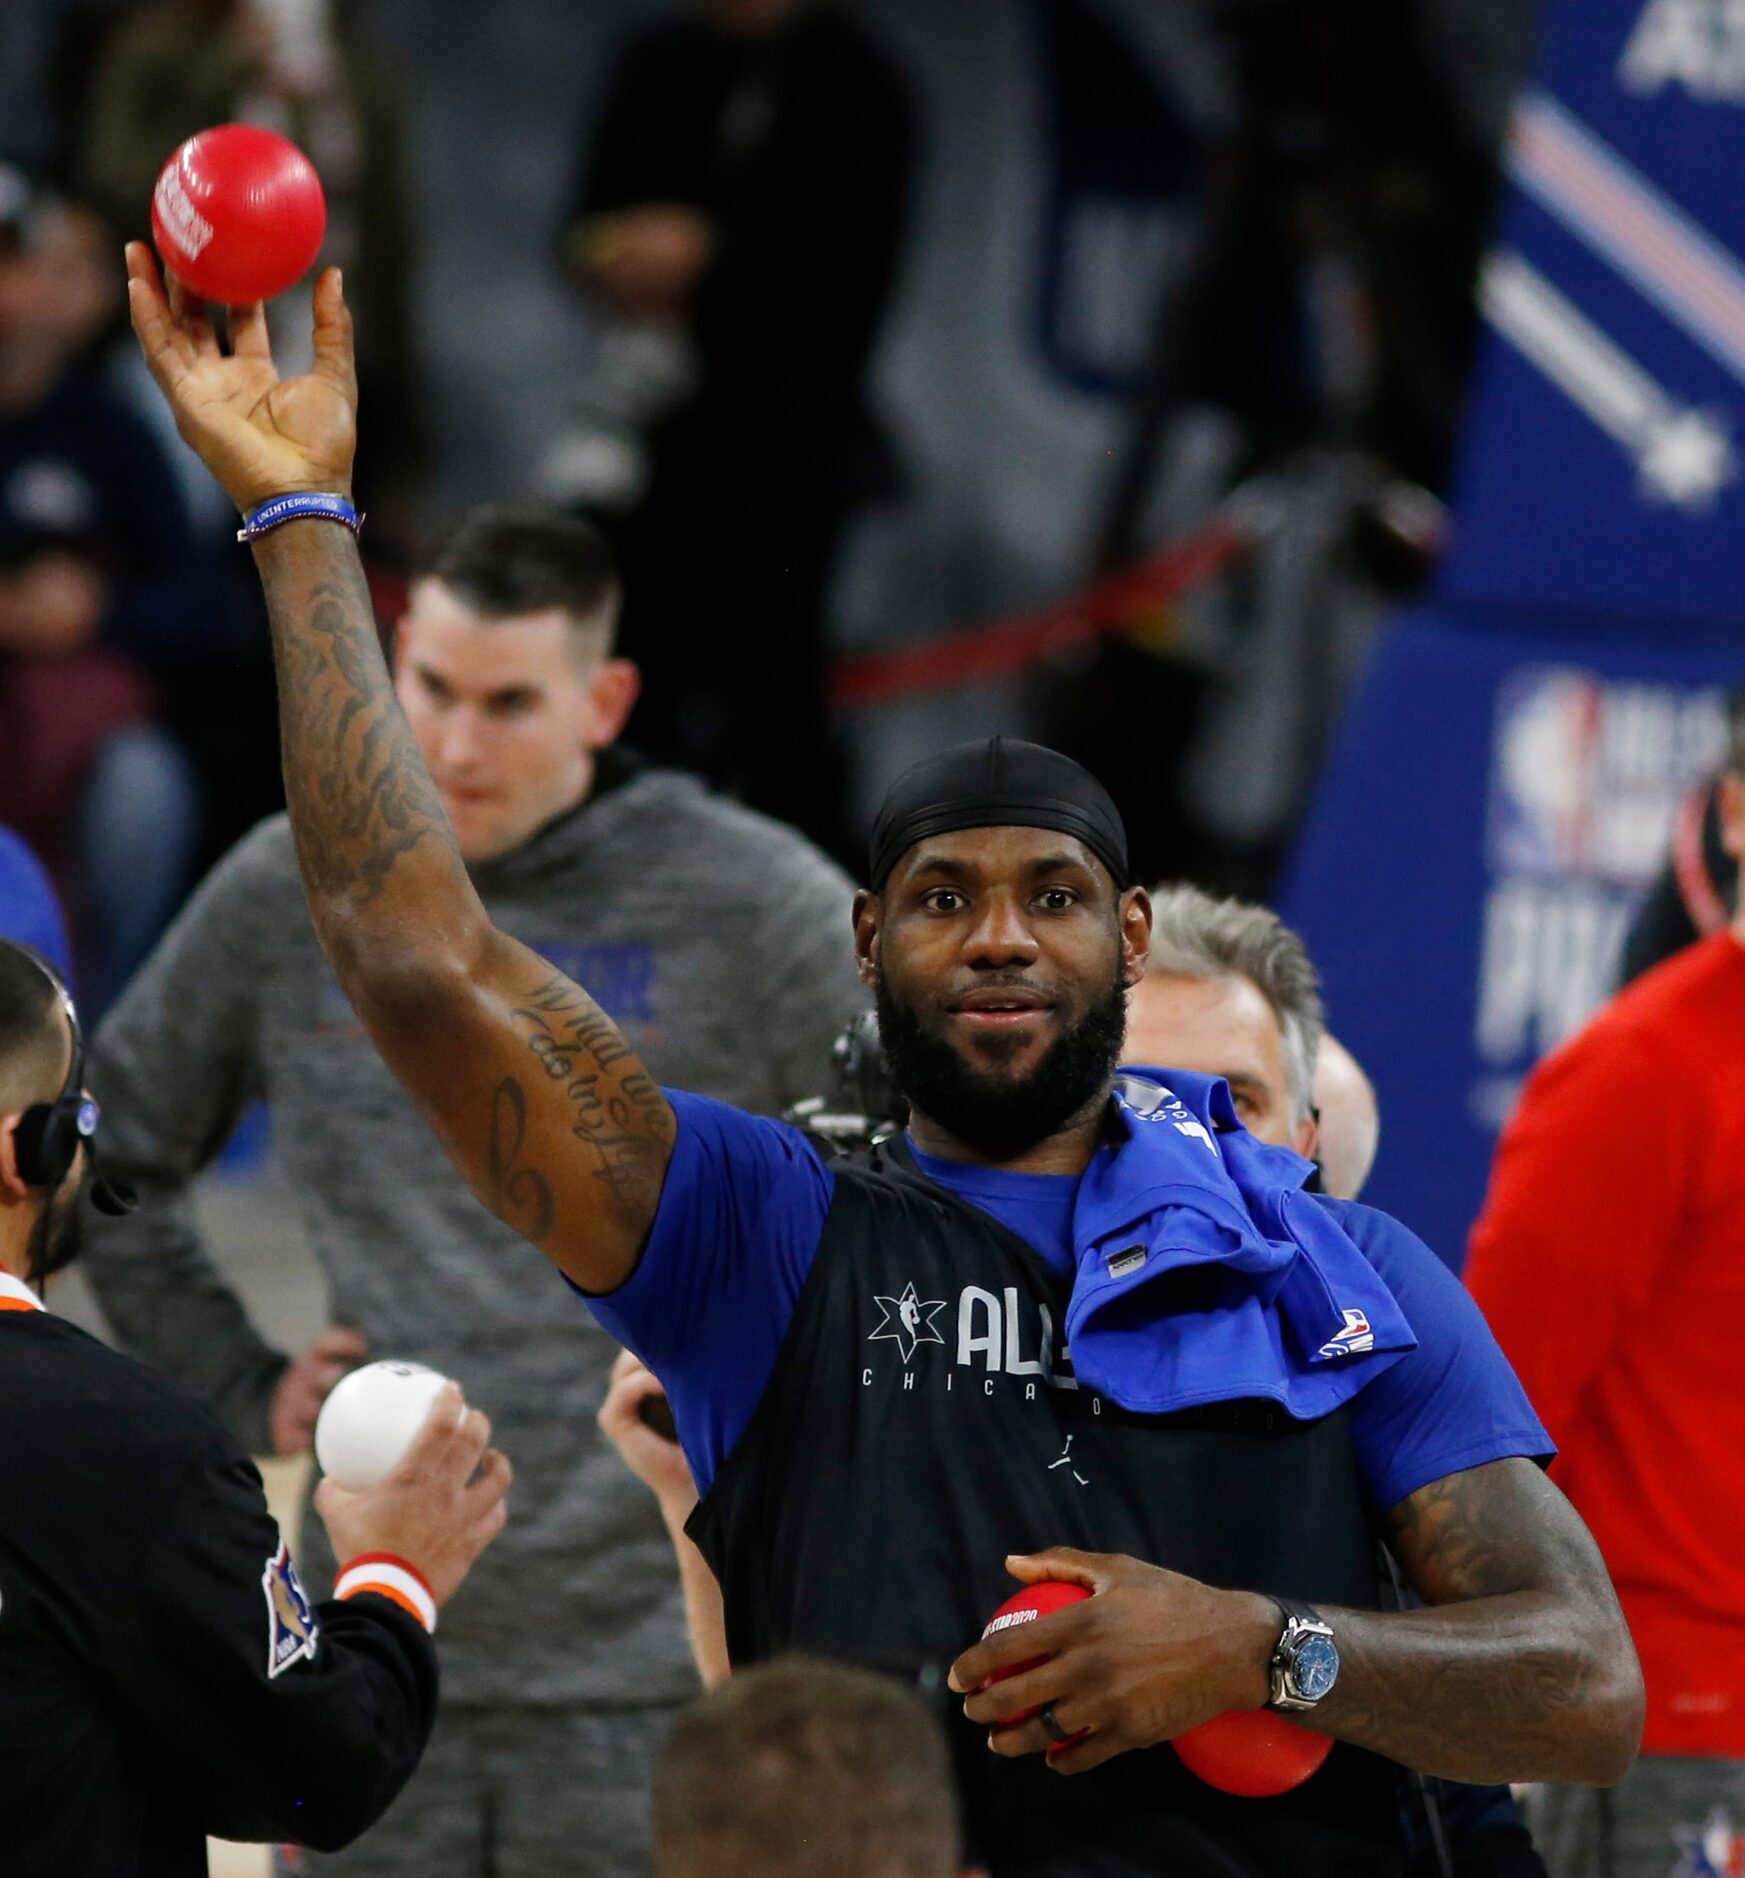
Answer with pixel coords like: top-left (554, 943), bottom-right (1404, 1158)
top-left (1039, 1703), bottom-right (1074, 1746)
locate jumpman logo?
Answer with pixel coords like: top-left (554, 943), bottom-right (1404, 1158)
top-left (1048, 1434), bottom-right (1090, 1488)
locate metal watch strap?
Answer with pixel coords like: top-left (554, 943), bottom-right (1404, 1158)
top-left (1268, 1596), bottom-right (1330, 1712)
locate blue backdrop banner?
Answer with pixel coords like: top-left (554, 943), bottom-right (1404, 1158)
top-left (1441, 0), bottom-right (1745, 624)
top-left (1279, 610), bottom-right (1736, 1267)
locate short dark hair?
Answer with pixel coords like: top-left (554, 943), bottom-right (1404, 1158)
top-left (1729, 678), bottom-right (1745, 776)
top-left (653, 1657), bottom-right (959, 1878)
top-left (0, 942), bottom-right (65, 1114)
top-left (421, 502), bottom-right (621, 649)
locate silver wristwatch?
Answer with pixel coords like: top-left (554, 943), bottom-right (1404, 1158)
top-left (1267, 1597), bottom-right (1340, 1712)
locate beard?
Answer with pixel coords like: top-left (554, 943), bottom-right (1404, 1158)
top-left (876, 969), bottom-right (1128, 1161)
top-left (25, 1168), bottom-right (87, 1288)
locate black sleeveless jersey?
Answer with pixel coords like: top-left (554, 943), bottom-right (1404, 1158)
top-left (688, 1136), bottom-right (1411, 1877)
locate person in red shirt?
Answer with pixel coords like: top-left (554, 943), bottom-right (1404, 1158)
top-left (1467, 683), bottom-right (1745, 1878)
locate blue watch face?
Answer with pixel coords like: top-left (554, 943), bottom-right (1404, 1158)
top-left (1292, 1631), bottom-right (1340, 1701)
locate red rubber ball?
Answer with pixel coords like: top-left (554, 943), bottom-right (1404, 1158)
top-left (1172, 1709), bottom-right (1333, 1798)
top-left (979, 1580), bottom-right (1091, 1727)
top-left (151, 125), bottom-right (326, 305)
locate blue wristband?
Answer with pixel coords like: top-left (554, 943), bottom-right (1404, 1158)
top-left (237, 491), bottom-right (364, 543)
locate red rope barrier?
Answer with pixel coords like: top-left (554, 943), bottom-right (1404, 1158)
top-left (827, 512), bottom-right (1253, 711)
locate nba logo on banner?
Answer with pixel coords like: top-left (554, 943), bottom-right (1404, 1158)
top-left (1473, 666), bottom-right (1728, 1130)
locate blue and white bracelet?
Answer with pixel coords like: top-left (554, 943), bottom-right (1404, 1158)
top-left (236, 491), bottom-right (364, 543)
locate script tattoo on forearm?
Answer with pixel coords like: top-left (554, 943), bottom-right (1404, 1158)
top-left (255, 526), bottom-right (460, 911)
top-left (1309, 1460), bottom-right (1637, 1784)
top-left (505, 973), bottom-right (673, 1215)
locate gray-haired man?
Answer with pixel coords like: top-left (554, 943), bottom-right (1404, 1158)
top-left (1124, 884), bottom-right (1383, 1201)
top-left (1123, 884), bottom-right (1325, 1165)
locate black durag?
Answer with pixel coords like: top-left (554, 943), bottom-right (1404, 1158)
top-left (868, 736), bottom-right (1130, 891)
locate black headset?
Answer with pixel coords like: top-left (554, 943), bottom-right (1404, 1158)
top-left (9, 944), bottom-right (133, 1216)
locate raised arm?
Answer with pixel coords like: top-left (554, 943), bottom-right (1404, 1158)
top-left (123, 247), bottom-right (670, 1294)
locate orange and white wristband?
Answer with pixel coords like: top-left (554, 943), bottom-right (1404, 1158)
top-left (335, 1553), bottom-right (437, 1635)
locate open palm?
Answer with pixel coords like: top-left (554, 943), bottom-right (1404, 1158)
top-left (125, 242), bottom-right (357, 513)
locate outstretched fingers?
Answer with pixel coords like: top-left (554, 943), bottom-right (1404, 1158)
top-left (229, 297), bottom-right (274, 364)
top-left (311, 268), bottom-right (358, 407)
top-left (124, 243), bottom-right (195, 390)
top-left (164, 268), bottom-right (221, 364)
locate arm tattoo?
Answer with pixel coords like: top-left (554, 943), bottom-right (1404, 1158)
top-left (1306, 1459), bottom-right (1639, 1784)
top-left (254, 525), bottom-right (464, 913)
top-left (1385, 1463), bottom-right (1532, 1601)
top-left (511, 974), bottom-right (673, 1210)
top-left (486, 1078), bottom-right (556, 1244)
top-left (254, 524), bottom-right (677, 1281)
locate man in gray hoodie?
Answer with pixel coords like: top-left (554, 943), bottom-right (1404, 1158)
top-left (82, 501), bottom-right (868, 1877)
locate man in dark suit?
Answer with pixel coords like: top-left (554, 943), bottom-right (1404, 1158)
top-left (0, 939), bottom-right (510, 1877)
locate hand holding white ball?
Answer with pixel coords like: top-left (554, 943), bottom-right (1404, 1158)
top-left (311, 1362), bottom-right (511, 1615)
top-left (315, 1360), bottom-right (457, 1490)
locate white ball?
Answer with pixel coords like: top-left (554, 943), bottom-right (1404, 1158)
top-left (315, 1360), bottom-right (452, 1491)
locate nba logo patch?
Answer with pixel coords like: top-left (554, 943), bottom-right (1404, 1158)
top-left (262, 1540), bottom-right (319, 1679)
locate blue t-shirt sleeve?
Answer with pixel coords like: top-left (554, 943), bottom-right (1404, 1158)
top-left (579, 1091), bottom-right (833, 1494)
top-left (1323, 1198), bottom-right (1554, 1513)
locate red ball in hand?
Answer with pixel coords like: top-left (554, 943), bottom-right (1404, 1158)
top-left (1172, 1709), bottom-right (1333, 1797)
top-left (151, 125), bottom-right (326, 305)
top-left (979, 1580), bottom-right (1091, 1728)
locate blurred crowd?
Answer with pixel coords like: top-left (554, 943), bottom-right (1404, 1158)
top-left (0, 0), bottom-right (1531, 1002)
top-left (3, 8), bottom-right (1745, 1878)
top-left (2, 0), bottom-right (429, 1009)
